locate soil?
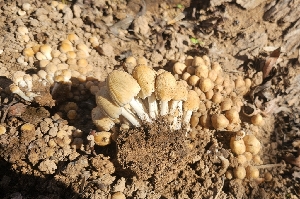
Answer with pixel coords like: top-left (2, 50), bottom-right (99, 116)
top-left (0, 0), bottom-right (300, 199)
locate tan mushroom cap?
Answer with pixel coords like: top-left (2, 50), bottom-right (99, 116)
top-left (95, 86), bottom-right (121, 119)
top-left (91, 107), bottom-right (115, 131)
top-left (107, 70), bottom-right (141, 107)
top-left (155, 71), bottom-right (177, 101)
top-left (183, 90), bottom-right (200, 111)
top-left (94, 131), bottom-right (112, 146)
top-left (132, 64), bottom-right (156, 99)
top-left (173, 80), bottom-right (188, 101)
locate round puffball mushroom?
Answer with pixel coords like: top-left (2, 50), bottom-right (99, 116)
top-left (233, 166), bottom-right (246, 180)
top-left (94, 131), bottom-right (112, 146)
top-left (199, 78), bottom-right (214, 93)
top-left (243, 135), bottom-right (261, 155)
top-left (225, 109), bottom-right (240, 124)
top-left (246, 166), bottom-right (259, 179)
top-left (195, 64), bottom-right (209, 79)
top-left (230, 137), bottom-right (246, 155)
top-left (251, 114), bottom-right (264, 126)
top-left (211, 114), bottom-right (229, 130)
top-left (264, 172), bottom-right (272, 182)
top-left (220, 98), bottom-right (232, 111)
top-left (155, 71), bottom-right (177, 116)
top-left (173, 62), bottom-right (187, 75)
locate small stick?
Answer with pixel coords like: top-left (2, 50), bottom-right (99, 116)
top-left (214, 176), bottom-right (225, 199)
top-left (255, 163), bottom-right (284, 169)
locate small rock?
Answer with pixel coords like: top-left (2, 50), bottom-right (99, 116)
top-left (236, 0), bottom-right (266, 10)
top-left (73, 4), bottom-right (81, 18)
top-left (38, 159), bottom-right (57, 174)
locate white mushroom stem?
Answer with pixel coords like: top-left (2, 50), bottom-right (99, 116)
top-left (171, 101), bottom-right (183, 130)
top-left (129, 98), bottom-right (151, 122)
top-left (23, 74), bottom-right (33, 91)
top-left (183, 110), bottom-right (193, 127)
top-left (160, 100), bottom-right (169, 116)
top-left (170, 100), bottom-right (179, 115)
top-left (26, 91), bottom-right (40, 100)
top-left (147, 93), bottom-right (158, 119)
top-left (121, 107), bottom-right (141, 127)
top-left (10, 85), bottom-right (32, 101)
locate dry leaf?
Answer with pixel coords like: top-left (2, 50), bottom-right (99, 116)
top-left (262, 47), bottom-right (281, 79)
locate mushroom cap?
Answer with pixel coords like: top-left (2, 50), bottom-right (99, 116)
top-left (183, 90), bottom-right (200, 111)
top-left (107, 70), bottom-right (141, 107)
top-left (95, 86), bottom-right (121, 119)
top-left (132, 64), bottom-right (156, 99)
top-left (155, 71), bottom-right (177, 101)
top-left (173, 80), bottom-right (188, 101)
top-left (40, 44), bottom-right (52, 54)
top-left (91, 107), bottom-right (115, 131)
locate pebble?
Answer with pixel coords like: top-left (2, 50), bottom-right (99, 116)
top-left (73, 4), bottom-right (81, 18)
top-left (22, 3), bottom-right (31, 11)
top-left (18, 10), bottom-right (26, 16)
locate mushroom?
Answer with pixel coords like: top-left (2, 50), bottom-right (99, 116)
top-left (169, 80), bottom-right (189, 130)
top-left (95, 86), bottom-right (141, 127)
top-left (155, 71), bottom-right (177, 116)
top-left (10, 84), bottom-right (32, 101)
top-left (182, 90), bottom-right (200, 129)
top-left (132, 64), bottom-right (157, 119)
top-left (94, 131), bottom-right (112, 146)
top-left (91, 107), bottom-right (115, 131)
top-left (107, 70), bottom-right (151, 122)
top-left (76, 43), bottom-right (90, 57)
top-left (40, 44), bottom-right (52, 60)
top-left (173, 62), bottom-right (187, 75)
top-left (23, 74), bottom-right (33, 91)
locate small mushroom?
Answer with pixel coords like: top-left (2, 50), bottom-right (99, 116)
top-left (132, 64), bottom-right (157, 120)
top-left (10, 84), bottom-right (32, 101)
top-left (40, 44), bottom-right (52, 60)
top-left (96, 86), bottom-right (140, 127)
top-left (94, 131), bottom-right (112, 146)
top-left (170, 80), bottom-right (189, 129)
top-left (91, 107), bottom-right (115, 131)
top-left (107, 70), bottom-right (150, 122)
top-left (155, 71), bottom-right (177, 116)
top-left (183, 90), bottom-right (200, 129)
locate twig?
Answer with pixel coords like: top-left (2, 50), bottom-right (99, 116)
top-left (214, 176), bottom-right (225, 199)
top-left (255, 163), bottom-right (284, 169)
top-left (1, 99), bottom-right (17, 124)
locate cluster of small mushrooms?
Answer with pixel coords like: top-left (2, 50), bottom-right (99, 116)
top-left (91, 55), bottom-right (266, 181)
top-left (10, 26), bottom-right (266, 181)
top-left (10, 32), bottom-right (101, 102)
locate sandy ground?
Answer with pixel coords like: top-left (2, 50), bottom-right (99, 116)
top-left (0, 0), bottom-right (300, 198)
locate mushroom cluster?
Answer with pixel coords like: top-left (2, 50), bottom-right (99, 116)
top-left (172, 55), bottom-right (252, 132)
top-left (92, 55), bottom-right (255, 139)
top-left (10, 33), bottom-right (102, 102)
top-left (91, 57), bottom-right (201, 145)
top-left (91, 55), bottom-right (267, 183)
top-left (228, 130), bottom-right (263, 180)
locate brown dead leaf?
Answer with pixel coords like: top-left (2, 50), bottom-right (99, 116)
top-left (262, 47), bottom-right (281, 79)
